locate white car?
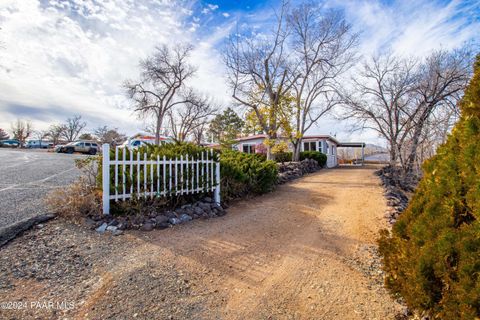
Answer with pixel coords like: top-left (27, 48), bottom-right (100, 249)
top-left (121, 137), bottom-right (172, 149)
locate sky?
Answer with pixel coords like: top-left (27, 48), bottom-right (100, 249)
top-left (0, 0), bottom-right (478, 145)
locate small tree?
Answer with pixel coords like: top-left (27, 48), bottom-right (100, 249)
top-left (61, 115), bottom-right (86, 142)
top-left (208, 107), bottom-right (244, 146)
top-left (0, 128), bottom-right (9, 140)
top-left (94, 126), bottom-right (127, 146)
top-left (11, 119), bottom-right (32, 146)
top-left (78, 133), bottom-right (94, 140)
top-left (47, 124), bottom-right (65, 146)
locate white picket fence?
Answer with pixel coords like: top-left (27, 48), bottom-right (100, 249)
top-left (101, 144), bottom-right (220, 214)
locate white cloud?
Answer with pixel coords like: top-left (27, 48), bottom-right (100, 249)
top-left (222, 12), bottom-right (230, 18)
top-left (0, 0), bottom-right (231, 134)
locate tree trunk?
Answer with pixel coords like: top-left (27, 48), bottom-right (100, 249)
top-left (292, 141), bottom-right (301, 162)
top-left (155, 112), bottom-right (163, 145)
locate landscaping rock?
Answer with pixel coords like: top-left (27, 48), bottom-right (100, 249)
top-left (168, 218), bottom-right (182, 225)
top-left (96, 223), bottom-right (108, 233)
top-left (155, 222), bottom-right (170, 230)
top-left (179, 214), bottom-right (192, 223)
top-left (155, 215), bottom-right (169, 225)
top-left (141, 223), bottom-right (154, 231)
top-left (106, 225), bottom-right (118, 232)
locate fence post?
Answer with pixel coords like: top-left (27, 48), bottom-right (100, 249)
top-left (102, 143), bottom-right (110, 215)
top-left (214, 155), bottom-right (220, 205)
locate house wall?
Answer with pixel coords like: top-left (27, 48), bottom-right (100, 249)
top-left (235, 136), bottom-right (338, 168)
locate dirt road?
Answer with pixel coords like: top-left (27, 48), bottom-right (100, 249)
top-left (0, 165), bottom-right (403, 319)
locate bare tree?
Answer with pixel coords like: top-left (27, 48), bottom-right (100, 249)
top-left (224, 1), bottom-right (298, 160)
top-left (125, 44), bottom-right (196, 145)
top-left (287, 2), bottom-right (358, 160)
top-left (11, 119), bottom-right (32, 147)
top-left (402, 49), bottom-right (472, 176)
top-left (167, 93), bottom-right (216, 142)
top-left (61, 115), bottom-right (86, 142)
top-left (32, 130), bottom-right (48, 147)
top-left (340, 53), bottom-right (418, 166)
top-left (47, 124), bottom-right (66, 146)
top-left (94, 126), bottom-right (127, 146)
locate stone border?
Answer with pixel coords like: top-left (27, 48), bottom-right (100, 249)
top-left (0, 213), bottom-right (56, 247)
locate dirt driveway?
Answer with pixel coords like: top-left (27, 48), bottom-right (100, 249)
top-left (0, 165), bottom-right (403, 319)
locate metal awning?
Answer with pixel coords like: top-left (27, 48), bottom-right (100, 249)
top-left (338, 142), bottom-right (366, 148)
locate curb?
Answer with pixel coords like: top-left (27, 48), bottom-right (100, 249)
top-left (0, 213), bottom-right (56, 247)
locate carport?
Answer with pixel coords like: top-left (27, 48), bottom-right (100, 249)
top-left (337, 142), bottom-right (366, 166)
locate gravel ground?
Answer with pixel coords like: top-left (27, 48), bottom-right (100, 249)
top-left (0, 149), bottom-right (83, 229)
top-left (0, 165), bottom-right (405, 319)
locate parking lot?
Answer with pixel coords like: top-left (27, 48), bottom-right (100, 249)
top-left (0, 149), bottom-right (84, 230)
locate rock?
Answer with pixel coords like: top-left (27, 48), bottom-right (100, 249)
top-left (203, 197), bottom-right (213, 203)
top-left (112, 229), bottom-right (123, 236)
top-left (108, 219), bottom-right (119, 226)
top-left (199, 202), bottom-right (211, 211)
top-left (179, 214), bottom-right (192, 223)
top-left (165, 211), bottom-right (176, 219)
top-left (155, 215), bottom-right (169, 224)
top-left (106, 225), bottom-right (117, 232)
top-left (140, 223), bottom-right (153, 231)
top-left (84, 218), bottom-right (97, 229)
top-left (155, 222), bottom-right (170, 229)
top-left (168, 217), bottom-right (182, 225)
top-left (95, 223), bottom-right (108, 233)
top-left (194, 207), bottom-right (204, 215)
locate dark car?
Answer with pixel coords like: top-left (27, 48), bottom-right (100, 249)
top-left (0, 139), bottom-right (20, 148)
top-left (55, 140), bottom-right (99, 155)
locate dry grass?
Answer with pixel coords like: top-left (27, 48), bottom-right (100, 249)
top-left (45, 157), bottom-right (102, 221)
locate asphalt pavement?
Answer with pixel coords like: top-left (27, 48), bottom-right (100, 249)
top-left (0, 149), bottom-right (84, 231)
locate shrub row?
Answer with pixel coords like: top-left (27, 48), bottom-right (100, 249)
top-left (273, 151), bottom-right (327, 167)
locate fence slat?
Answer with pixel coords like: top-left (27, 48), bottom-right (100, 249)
top-left (102, 144), bottom-right (110, 214)
top-left (190, 155), bottom-right (194, 195)
top-left (129, 148), bottom-right (133, 196)
top-left (163, 155), bottom-right (166, 196)
top-left (168, 158), bottom-right (172, 196)
top-left (157, 155), bottom-right (160, 197)
top-left (210, 149), bottom-right (214, 191)
top-left (197, 153), bottom-right (201, 192)
top-left (180, 155), bottom-right (184, 195)
top-left (122, 147), bottom-right (126, 201)
top-left (137, 152), bottom-right (140, 195)
top-left (143, 153), bottom-right (147, 198)
top-left (204, 151), bottom-right (210, 191)
top-left (114, 146), bottom-right (118, 201)
top-left (150, 154), bottom-right (154, 199)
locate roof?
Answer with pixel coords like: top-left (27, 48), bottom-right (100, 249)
top-left (234, 134), bottom-right (340, 144)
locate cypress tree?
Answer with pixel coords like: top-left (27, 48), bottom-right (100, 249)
top-left (379, 55), bottom-right (480, 319)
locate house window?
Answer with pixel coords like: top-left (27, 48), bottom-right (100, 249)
top-left (242, 144), bottom-right (255, 154)
top-left (303, 141), bottom-right (317, 151)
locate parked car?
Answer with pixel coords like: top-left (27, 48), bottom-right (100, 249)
top-left (121, 136), bottom-right (172, 149)
top-left (26, 140), bottom-right (52, 149)
top-left (0, 139), bottom-right (20, 148)
top-left (55, 140), bottom-right (99, 155)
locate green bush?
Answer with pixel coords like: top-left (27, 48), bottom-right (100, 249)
top-left (300, 151), bottom-right (327, 167)
top-left (379, 56), bottom-right (480, 319)
top-left (100, 142), bottom-right (277, 205)
top-left (273, 152), bottom-right (293, 163)
top-left (220, 150), bottom-right (277, 200)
